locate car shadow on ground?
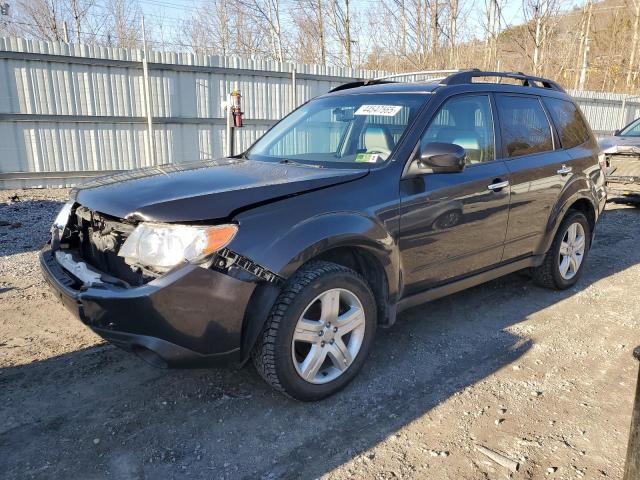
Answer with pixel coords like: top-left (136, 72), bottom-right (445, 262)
top-left (0, 207), bottom-right (638, 480)
top-left (0, 199), bottom-right (64, 255)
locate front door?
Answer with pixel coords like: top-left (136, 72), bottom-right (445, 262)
top-left (399, 94), bottom-right (511, 296)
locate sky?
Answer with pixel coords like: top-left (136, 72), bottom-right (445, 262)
top-left (136, 0), bottom-right (533, 46)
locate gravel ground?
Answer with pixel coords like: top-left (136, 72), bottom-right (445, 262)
top-left (0, 188), bottom-right (638, 480)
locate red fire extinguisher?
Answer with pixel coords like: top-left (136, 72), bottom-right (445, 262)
top-left (230, 90), bottom-right (243, 128)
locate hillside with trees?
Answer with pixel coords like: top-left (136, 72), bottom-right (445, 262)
top-left (0, 0), bottom-right (638, 92)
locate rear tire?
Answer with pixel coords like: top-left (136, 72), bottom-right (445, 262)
top-left (252, 261), bottom-right (377, 401)
top-left (532, 210), bottom-right (591, 290)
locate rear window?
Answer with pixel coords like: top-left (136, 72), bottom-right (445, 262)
top-left (544, 97), bottom-right (591, 149)
top-left (496, 95), bottom-right (554, 158)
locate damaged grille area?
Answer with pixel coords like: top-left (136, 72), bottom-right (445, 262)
top-left (64, 206), bottom-right (156, 286)
top-left (213, 248), bottom-right (282, 284)
top-left (606, 155), bottom-right (640, 193)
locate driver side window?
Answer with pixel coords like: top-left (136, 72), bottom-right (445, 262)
top-left (421, 95), bottom-right (495, 164)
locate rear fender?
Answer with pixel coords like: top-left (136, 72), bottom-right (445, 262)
top-left (538, 177), bottom-right (597, 255)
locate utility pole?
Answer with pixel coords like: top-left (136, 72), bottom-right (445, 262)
top-left (578, 35), bottom-right (589, 90)
top-left (141, 15), bottom-right (155, 167)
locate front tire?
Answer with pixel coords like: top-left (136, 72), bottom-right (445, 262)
top-left (252, 261), bottom-right (377, 401)
top-left (532, 210), bottom-right (591, 290)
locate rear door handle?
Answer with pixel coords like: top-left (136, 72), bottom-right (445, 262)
top-left (487, 180), bottom-right (509, 191)
top-left (557, 165), bottom-right (573, 175)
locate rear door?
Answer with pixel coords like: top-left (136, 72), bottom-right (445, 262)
top-left (399, 93), bottom-right (511, 295)
top-left (542, 96), bottom-right (602, 187)
top-left (495, 94), bottom-right (572, 261)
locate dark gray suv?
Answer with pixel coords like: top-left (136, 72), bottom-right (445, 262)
top-left (42, 70), bottom-right (607, 400)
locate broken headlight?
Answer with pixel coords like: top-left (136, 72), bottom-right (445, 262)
top-left (53, 201), bottom-right (74, 231)
top-left (118, 223), bottom-right (237, 271)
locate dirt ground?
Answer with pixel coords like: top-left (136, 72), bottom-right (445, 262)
top-left (0, 189), bottom-right (638, 480)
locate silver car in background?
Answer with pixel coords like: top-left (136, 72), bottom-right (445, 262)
top-left (599, 118), bottom-right (640, 203)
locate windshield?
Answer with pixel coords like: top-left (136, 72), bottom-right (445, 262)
top-left (620, 118), bottom-right (640, 137)
top-left (245, 93), bottom-right (429, 167)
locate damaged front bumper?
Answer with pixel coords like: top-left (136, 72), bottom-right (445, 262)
top-left (604, 154), bottom-right (640, 197)
top-left (40, 245), bottom-right (259, 367)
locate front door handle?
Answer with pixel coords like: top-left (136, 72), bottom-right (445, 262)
top-left (487, 180), bottom-right (509, 191)
top-left (557, 165), bottom-right (573, 175)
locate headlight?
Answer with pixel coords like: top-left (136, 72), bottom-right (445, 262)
top-left (53, 201), bottom-right (74, 230)
top-left (118, 223), bottom-right (237, 270)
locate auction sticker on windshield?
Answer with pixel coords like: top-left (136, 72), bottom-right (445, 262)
top-left (354, 105), bottom-right (403, 116)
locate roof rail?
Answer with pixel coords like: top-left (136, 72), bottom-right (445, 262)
top-left (328, 70), bottom-right (460, 93)
top-left (441, 69), bottom-right (565, 92)
top-left (373, 69), bottom-right (461, 82)
top-left (328, 68), bottom-right (565, 93)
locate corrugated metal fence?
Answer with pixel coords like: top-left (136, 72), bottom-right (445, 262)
top-left (1, 37), bottom-right (639, 188)
top-left (0, 37), bottom-right (386, 188)
top-left (568, 89), bottom-right (640, 137)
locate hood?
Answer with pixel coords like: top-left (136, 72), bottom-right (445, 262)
top-left (598, 135), bottom-right (640, 154)
top-left (73, 158), bottom-right (368, 222)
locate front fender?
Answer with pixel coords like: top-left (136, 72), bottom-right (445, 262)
top-left (537, 176), bottom-right (598, 255)
top-left (234, 211), bottom-right (400, 363)
top-left (265, 212), bottom-right (399, 295)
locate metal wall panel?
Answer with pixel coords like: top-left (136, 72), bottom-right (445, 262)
top-left (0, 36), bottom-right (638, 188)
top-left (0, 37), bottom-right (390, 187)
top-left (569, 89), bottom-right (640, 136)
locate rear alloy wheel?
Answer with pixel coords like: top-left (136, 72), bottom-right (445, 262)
top-left (532, 210), bottom-right (591, 290)
top-left (557, 222), bottom-right (586, 281)
top-left (252, 261), bottom-right (376, 401)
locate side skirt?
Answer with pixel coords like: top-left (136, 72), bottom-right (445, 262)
top-left (397, 255), bottom-right (544, 313)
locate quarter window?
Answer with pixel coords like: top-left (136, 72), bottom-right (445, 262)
top-left (543, 97), bottom-right (591, 149)
top-left (496, 95), bottom-right (554, 158)
top-left (420, 95), bottom-right (495, 164)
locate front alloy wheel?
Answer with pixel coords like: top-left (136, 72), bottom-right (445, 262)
top-left (252, 261), bottom-right (377, 401)
top-left (291, 288), bottom-right (366, 384)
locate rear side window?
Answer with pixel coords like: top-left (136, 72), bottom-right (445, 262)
top-left (543, 97), bottom-right (591, 149)
top-left (496, 95), bottom-right (553, 158)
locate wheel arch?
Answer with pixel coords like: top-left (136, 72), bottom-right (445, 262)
top-left (238, 213), bottom-right (399, 363)
top-left (313, 245), bottom-right (392, 326)
top-left (539, 192), bottom-right (597, 255)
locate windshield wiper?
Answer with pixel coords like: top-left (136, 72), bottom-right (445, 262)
top-left (278, 159), bottom-right (324, 168)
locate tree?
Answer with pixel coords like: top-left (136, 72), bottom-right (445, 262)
top-left (69, 0), bottom-right (94, 43)
top-left (291, 0), bottom-right (328, 65)
top-left (329, 0), bottom-right (354, 68)
top-left (483, 0), bottom-right (501, 69)
top-left (179, 0), bottom-right (266, 58)
top-left (103, 0), bottom-right (141, 48)
top-left (627, 0), bottom-right (640, 87)
top-left (574, 0), bottom-right (593, 90)
top-left (13, 0), bottom-right (65, 41)
top-left (522, 0), bottom-right (563, 76)
top-left (449, 0), bottom-right (459, 66)
top-left (240, 0), bottom-right (286, 63)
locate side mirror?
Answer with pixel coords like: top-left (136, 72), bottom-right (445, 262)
top-left (419, 142), bottom-right (466, 173)
top-left (614, 129), bottom-right (621, 136)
